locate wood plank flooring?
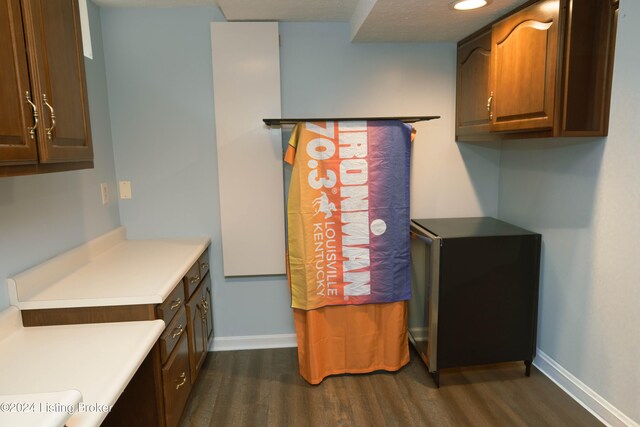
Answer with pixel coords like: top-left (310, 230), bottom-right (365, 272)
top-left (179, 347), bottom-right (602, 427)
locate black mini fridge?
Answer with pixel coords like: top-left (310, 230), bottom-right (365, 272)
top-left (409, 217), bottom-right (541, 386)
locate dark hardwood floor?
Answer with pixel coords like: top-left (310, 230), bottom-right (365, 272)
top-left (179, 347), bottom-right (602, 427)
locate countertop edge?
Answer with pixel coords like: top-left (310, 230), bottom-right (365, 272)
top-left (9, 234), bottom-right (210, 310)
top-left (66, 319), bottom-right (165, 427)
top-left (0, 317), bottom-right (166, 427)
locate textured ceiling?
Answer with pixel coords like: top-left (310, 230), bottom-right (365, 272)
top-left (217, 0), bottom-right (359, 22)
top-left (93, 0), bottom-right (531, 42)
top-left (93, 0), bottom-right (216, 7)
top-left (351, 0), bottom-right (531, 42)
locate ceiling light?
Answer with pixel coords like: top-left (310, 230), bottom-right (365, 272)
top-left (450, 0), bottom-right (490, 11)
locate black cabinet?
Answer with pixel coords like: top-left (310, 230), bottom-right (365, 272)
top-left (409, 217), bottom-right (541, 386)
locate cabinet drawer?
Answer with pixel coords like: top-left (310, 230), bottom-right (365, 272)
top-left (159, 306), bottom-right (187, 364)
top-left (162, 333), bottom-right (191, 427)
top-left (184, 261), bottom-right (201, 298)
top-left (157, 283), bottom-right (185, 326)
top-left (198, 249), bottom-right (210, 282)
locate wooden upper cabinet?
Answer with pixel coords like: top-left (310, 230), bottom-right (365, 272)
top-left (456, 0), bottom-right (618, 142)
top-left (0, 0), bottom-right (38, 165)
top-left (561, 0), bottom-right (619, 135)
top-left (24, 0), bottom-right (92, 163)
top-left (456, 29), bottom-right (491, 137)
top-left (490, 0), bottom-right (559, 132)
top-left (0, 0), bottom-right (92, 176)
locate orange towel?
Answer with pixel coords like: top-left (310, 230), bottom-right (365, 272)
top-left (293, 301), bottom-right (410, 384)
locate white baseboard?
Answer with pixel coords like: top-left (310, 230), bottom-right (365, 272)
top-left (534, 349), bottom-right (638, 427)
top-left (211, 333), bottom-right (298, 352)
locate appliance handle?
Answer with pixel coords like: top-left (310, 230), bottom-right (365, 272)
top-left (409, 221), bottom-right (441, 374)
top-left (410, 223), bottom-right (439, 245)
top-left (410, 231), bottom-right (433, 245)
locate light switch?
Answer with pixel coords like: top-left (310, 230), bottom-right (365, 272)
top-left (100, 183), bottom-right (109, 205)
top-left (119, 181), bottom-right (132, 200)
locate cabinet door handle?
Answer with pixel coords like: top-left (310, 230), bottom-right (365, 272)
top-left (171, 324), bottom-right (184, 338)
top-left (487, 91), bottom-right (494, 121)
top-left (43, 93), bottom-right (56, 140)
top-left (197, 302), bottom-right (207, 320)
top-left (201, 297), bottom-right (209, 315)
top-left (201, 262), bottom-right (209, 270)
top-left (170, 298), bottom-right (182, 310)
top-left (175, 372), bottom-right (187, 389)
top-left (25, 91), bottom-right (39, 139)
top-left (190, 276), bottom-right (200, 284)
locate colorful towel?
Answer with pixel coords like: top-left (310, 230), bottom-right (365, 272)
top-left (285, 120), bottom-right (414, 310)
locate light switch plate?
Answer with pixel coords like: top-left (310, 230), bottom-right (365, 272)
top-left (119, 181), bottom-right (132, 200)
top-left (100, 183), bottom-right (109, 205)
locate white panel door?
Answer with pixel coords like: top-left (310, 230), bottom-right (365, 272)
top-left (211, 22), bottom-right (285, 276)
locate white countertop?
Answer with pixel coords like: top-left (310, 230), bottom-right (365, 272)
top-left (0, 390), bottom-right (82, 427)
top-left (8, 227), bottom-right (210, 309)
top-left (0, 307), bottom-right (164, 427)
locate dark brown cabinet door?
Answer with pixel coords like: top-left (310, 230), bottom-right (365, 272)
top-left (22, 0), bottom-right (92, 163)
top-left (456, 29), bottom-right (491, 139)
top-left (202, 274), bottom-right (213, 345)
top-left (489, 0), bottom-right (559, 132)
top-left (0, 0), bottom-right (38, 165)
top-left (187, 282), bottom-right (207, 384)
top-left (162, 333), bottom-right (191, 427)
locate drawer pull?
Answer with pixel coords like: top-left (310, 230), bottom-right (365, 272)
top-left (169, 298), bottom-right (182, 310)
top-left (201, 262), bottom-right (209, 270)
top-left (171, 324), bottom-right (184, 338)
top-left (190, 276), bottom-right (200, 284)
top-left (176, 372), bottom-right (187, 390)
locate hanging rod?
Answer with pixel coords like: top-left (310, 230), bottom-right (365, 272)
top-left (263, 116), bottom-right (440, 126)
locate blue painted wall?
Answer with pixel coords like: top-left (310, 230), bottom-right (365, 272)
top-left (1, 1), bottom-right (634, 423)
top-left (100, 9), bottom-right (501, 338)
top-left (497, 3), bottom-right (640, 422)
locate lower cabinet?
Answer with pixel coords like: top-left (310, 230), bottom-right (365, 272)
top-left (19, 246), bottom-right (213, 427)
top-left (162, 333), bottom-right (192, 427)
top-left (204, 279), bottom-right (213, 343)
top-left (160, 253), bottom-right (212, 427)
top-left (186, 273), bottom-right (213, 384)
